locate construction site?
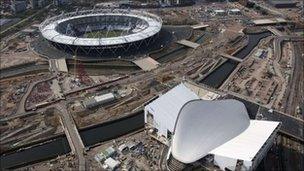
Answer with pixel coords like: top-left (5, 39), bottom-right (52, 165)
top-left (0, 0), bottom-right (303, 171)
top-left (222, 29), bottom-right (304, 118)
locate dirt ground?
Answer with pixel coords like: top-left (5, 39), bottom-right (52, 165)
top-left (1, 48), bottom-right (43, 69)
top-left (0, 73), bottom-right (51, 117)
top-left (15, 155), bottom-right (77, 171)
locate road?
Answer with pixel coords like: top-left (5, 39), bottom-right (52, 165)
top-left (49, 59), bottom-right (86, 171)
top-left (273, 35), bottom-right (304, 62)
top-left (271, 33), bottom-right (304, 117)
top-left (267, 27), bottom-right (284, 37)
top-left (56, 103), bottom-right (86, 171)
top-left (14, 58), bottom-right (86, 170)
top-left (16, 76), bottom-right (56, 114)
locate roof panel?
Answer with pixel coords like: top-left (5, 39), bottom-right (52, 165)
top-left (210, 120), bottom-right (280, 161)
top-left (145, 83), bottom-right (200, 132)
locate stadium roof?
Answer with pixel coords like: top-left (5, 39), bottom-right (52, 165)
top-left (171, 99), bottom-right (280, 164)
top-left (40, 9), bottom-right (162, 46)
top-left (172, 99), bottom-right (250, 163)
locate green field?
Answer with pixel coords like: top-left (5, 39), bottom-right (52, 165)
top-left (84, 30), bottom-right (123, 38)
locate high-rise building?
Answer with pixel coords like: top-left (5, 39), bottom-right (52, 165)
top-left (30, 0), bottom-right (48, 9)
top-left (11, 0), bottom-right (27, 13)
top-left (54, 0), bottom-right (69, 6)
top-left (29, 0), bottom-right (38, 9)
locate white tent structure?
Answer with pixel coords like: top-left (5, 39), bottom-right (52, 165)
top-left (144, 83), bottom-right (199, 144)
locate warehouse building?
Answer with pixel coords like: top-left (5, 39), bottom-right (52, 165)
top-left (228, 9), bottom-right (241, 15)
top-left (83, 93), bottom-right (115, 109)
top-left (214, 9), bottom-right (226, 16)
top-left (144, 83), bottom-right (281, 170)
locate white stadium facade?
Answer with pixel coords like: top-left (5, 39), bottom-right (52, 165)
top-left (39, 9), bottom-right (162, 56)
top-left (144, 83), bottom-right (281, 171)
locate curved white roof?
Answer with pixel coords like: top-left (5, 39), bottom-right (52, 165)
top-left (40, 9), bottom-right (162, 46)
top-left (171, 99), bottom-right (250, 163)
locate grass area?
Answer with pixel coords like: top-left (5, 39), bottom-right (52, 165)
top-left (84, 30), bottom-right (123, 38)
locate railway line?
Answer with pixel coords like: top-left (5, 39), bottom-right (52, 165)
top-left (283, 42), bottom-right (304, 116)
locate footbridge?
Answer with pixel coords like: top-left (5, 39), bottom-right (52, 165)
top-left (220, 53), bottom-right (243, 63)
top-left (177, 39), bottom-right (200, 49)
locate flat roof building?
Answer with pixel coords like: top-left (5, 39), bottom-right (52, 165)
top-left (211, 120), bottom-right (280, 170)
top-left (214, 9), bottom-right (226, 16)
top-left (83, 93), bottom-right (115, 109)
top-left (144, 83), bottom-right (199, 144)
top-left (228, 9), bottom-right (241, 15)
top-left (104, 157), bottom-right (120, 170)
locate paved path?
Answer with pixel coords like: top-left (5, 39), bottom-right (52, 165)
top-left (15, 76), bottom-right (56, 114)
top-left (16, 82), bottom-right (35, 114)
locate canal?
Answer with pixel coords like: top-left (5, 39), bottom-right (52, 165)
top-left (200, 31), bottom-right (272, 88)
top-left (0, 111), bottom-right (144, 169)
top-left (0, 136), bottom-right (70, 169)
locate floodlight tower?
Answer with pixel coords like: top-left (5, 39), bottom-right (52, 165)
top-left (73, 51), bottom-right (77, 80)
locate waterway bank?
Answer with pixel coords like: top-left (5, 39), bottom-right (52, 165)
top-left (0, 111), bottom-right (144, 169)
top-left (0, 62), bottom-right (49, 79)
top-left (0, 135), bottom-right (70, 169)
top-left (200, 31), bottom-right (272, 88)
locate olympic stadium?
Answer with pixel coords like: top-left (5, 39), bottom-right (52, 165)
top-left (38, 9), bottom-right (164, 58)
